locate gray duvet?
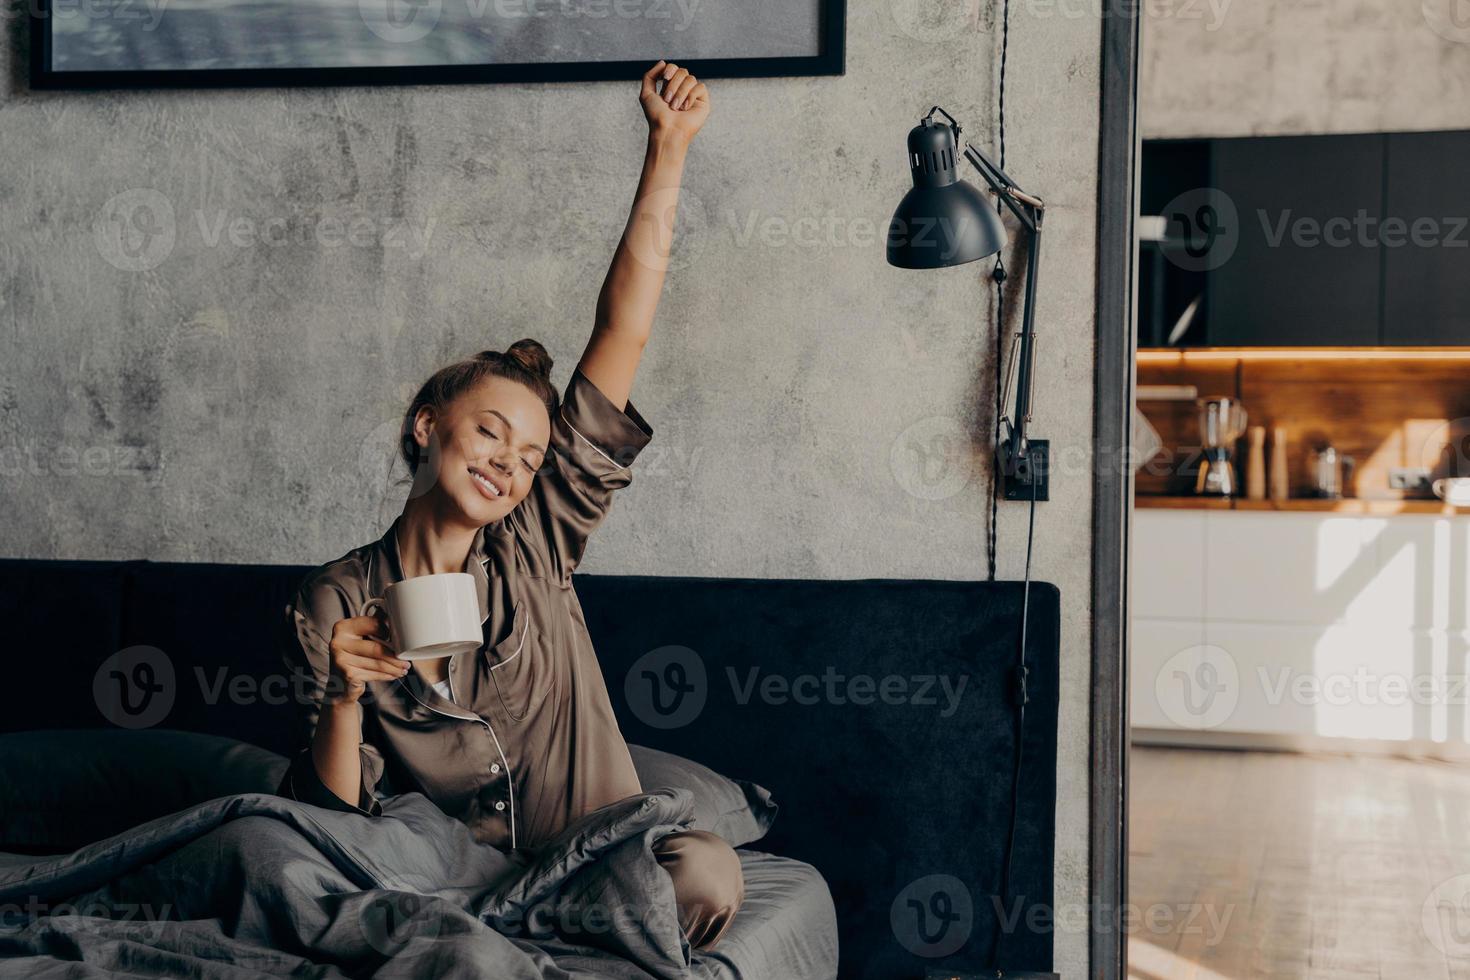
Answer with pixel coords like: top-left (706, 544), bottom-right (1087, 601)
top-left (0, 789), bottom-right (837, 979)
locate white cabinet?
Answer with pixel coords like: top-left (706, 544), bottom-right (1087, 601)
top-left (1201, 513), bottom-right (1378, 625)
top-left (1132, 508), bottom-right (1470, 749)
top-left (1132, 510), bottom-right (1206, 620)
top-left (1131, 619), bottom-right (1207, 730)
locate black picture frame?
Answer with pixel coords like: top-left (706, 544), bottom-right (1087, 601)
top-left (30, 0), bottom-right (845, 90)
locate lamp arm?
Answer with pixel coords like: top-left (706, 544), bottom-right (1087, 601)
top-left (1009, 213), bottom-right (1042, 457)
top-left (965, 141), bottom-right (1042, 467)
top-left (961, 143), bottom-right (1041, 233)
top-left (970, 144), bottom-right (1044, 209)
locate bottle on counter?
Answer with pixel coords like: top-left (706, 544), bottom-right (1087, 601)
top-left (1269, 426), bottom-right (1290, 502)
top-left (1246, 426), bottom-right (1266, 501)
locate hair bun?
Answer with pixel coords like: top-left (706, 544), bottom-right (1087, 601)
top-left (502, 338), bottom-right (554, 380)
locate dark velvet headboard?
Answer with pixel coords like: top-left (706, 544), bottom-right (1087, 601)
top-left (0, 558), bottom-right (1058, 978)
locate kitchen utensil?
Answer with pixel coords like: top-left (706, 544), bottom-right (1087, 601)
top-left (1245, 426), bottom-right (1266, 500)
top-left (1269, 427), bottom-right (1289, 501)
top-left (1308, 445), bottom-right (1355, 499)
top-left (360, 573), bottom-right (483, 661)
top-left (1433, 477), bottom-right (1470, 506)
top-left (1133, 406), bottom-right (1164, 472)
top-left (1195, 396), bottom-right (1248, 496)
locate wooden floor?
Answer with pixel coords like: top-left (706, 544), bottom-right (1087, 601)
top-left (1128, 746), bottom-right (1470, 979)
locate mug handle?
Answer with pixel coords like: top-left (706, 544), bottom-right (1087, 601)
top-left (359, 597), bottom-right (397, 654)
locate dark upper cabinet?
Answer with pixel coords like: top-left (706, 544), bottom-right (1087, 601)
top-left (1207, 134), bottom-right (1384, 346)
top-left (1382, 131), bottom-right (1470, 345)
top-left (1139, 141), bottom-right (1211, 347)
top-left (1140, 131), bottom-right (1470, 348)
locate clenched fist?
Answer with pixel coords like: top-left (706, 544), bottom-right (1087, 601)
top-left (640, 60), bottom-right (710, 146)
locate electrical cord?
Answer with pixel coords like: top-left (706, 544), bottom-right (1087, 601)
top-left (988, 0), bottom-right (1038, 969)
top-left (990, 453), bottom-right (1037, 972)
top-left (986, 0), bottom-right (1012, 584)
top-left (988, 287), bottom-right (1002, 583)
top-left (997, 0), bottom-right (1010, 173)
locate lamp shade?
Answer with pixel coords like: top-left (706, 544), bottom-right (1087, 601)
top-left (887, 119), bottom-right (1008, 269)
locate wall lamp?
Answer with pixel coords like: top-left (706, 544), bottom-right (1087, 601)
top-left (887, 106), bottom-right (1048, 501)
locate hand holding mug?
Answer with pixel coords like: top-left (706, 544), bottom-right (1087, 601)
top-left (327, 613), bottom-right (409, 705)
top-left (326, 573), bottom-right (482, 704)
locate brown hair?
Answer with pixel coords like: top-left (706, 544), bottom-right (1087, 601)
top-left (400, 338), bottom-right (559, 475)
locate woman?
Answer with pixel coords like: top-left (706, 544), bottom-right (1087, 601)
top-left (278, 61), bottom-right (743, 950)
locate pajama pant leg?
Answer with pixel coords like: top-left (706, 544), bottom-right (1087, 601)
top-left (651, 829), bottom-right (745, 950)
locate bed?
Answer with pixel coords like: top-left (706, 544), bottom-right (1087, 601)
top-left (0, 729), bottom-right (835, 979)
top-left (0, 558), bottom-right (1059, 978)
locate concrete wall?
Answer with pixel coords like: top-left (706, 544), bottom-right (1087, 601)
top-left (1142, 0), bottom-right (1470, 138)
top-left (0, 3), bottom-right (1100, 970)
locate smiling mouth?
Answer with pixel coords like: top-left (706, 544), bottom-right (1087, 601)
top-left (469, 466), bottom-right (508, 500)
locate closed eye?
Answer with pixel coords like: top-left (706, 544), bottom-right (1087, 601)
top-left (479, 423), bottom-right (538, 471)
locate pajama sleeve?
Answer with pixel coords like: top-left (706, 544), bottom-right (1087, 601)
top-left (510, 367), bottom-right (654, 581)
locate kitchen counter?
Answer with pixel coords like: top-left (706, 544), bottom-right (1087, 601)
top-left (1136, 495), bottom-right (1470, 515)
top-left (1131, 504), bottom-right (1470, 751)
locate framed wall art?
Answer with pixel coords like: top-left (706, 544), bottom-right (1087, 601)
top-left (33, 0), bottom-right (846, 88)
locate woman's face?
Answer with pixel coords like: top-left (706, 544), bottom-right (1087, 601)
top-left (412, 376), bottom-right (552, 525)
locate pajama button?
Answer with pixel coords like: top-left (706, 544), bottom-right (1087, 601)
top-left (490, 764), bottom-right (501, 774)
top-left (495, 801), bottom-right (506, 811)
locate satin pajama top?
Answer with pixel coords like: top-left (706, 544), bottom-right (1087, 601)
top-left (279, 369), bottom-right (652, 852)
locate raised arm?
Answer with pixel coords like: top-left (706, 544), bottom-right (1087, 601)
top-left (577, 61), bottom-right (710, 412)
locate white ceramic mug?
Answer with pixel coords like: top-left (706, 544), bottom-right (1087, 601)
top-left (361, 572), bottom-right (482, 661)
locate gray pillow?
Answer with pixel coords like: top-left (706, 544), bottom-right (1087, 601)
top-left (0, 731), bottom-right (776, 854)
top-left (627, 744), bottom-right (778, 846)
top-left (0, 729), bottom-right (289, 854)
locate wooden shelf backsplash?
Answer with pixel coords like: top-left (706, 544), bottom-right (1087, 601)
top-left (1136, 350), bottom-right (1470, 500)
top-left (1137, 495), bottom-right (1470, 515)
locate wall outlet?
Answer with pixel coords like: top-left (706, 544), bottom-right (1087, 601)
top-left (1388, 467), bottom-right (1432, 492)
top-left (1001, 440), bottom-right (1051, 502)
